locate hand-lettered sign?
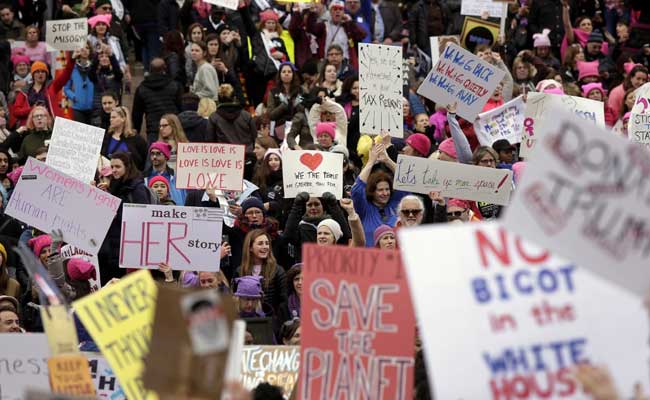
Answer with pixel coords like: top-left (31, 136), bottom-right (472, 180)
top-left (48, 354), bottom-right (96, 396)
top-left (460, 0), bottom-right (505, 18)
top-left (283, 151), bottom-right (343, 199)
top-left (175, 143), bottom-right (245, 191)
top-left (629, 82), bottom-right (650, 147)
top-left (120, 204), bottom-right (223, 271)
top-left (0, 333), bottom-right (50, 400)
top-left (417, 43), bottom-right (506, 121)
top-left (504, 109), bottom-right (650, 296)
top-left (45, 18), bottom-right (88, 51)
top-left (240, 346), bottom-right (299, 397)
top-left (473, 96), bottom-right (524, 146)
top-left (47, 117), bottom-right (105, 184)
top-left (359, 43), bottom-right (403, 137)
top-left (398, 221), bottom-right (650, 399)
top-left (5, 158), bottom-right (121, 255)
top-left (299, 245), bottom-right (415, 400)
top-left (393, 155), bottom-right (512, 205)
top-left (203, 0), bottom-right (238, 10)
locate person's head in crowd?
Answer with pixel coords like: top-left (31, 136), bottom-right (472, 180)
top-left (241, 229), bottom-right (278, 287)
top-left (533, 29), bottom-right (552, 59)
top-left (149, 141), bottom-right (171, 169)
top-left (345, 0), bottom-right (361, 14)
top-left (159, 113), bottom-right (188, 144)
top-left (622, 88), bottom-right (638, 118)
top-left (286, 264), bottom-right (302, 299)
top-left (366, 171), bottom-right (393, 208)
top-left (163, 30), bottom-right (185, 59)
top-left (277, 62), bottom-right (300, 93)
top-left (301, 59), bottom-right (320, 90)
top-left (66, 258), bottom-right (95, 298)
top-left (280, 318), bottom-right (301, 346)
top-left (490, 81), bottom-right (504, 101)
top-left (397, 195), bottom-right (425, 227)
top-left (577, 60), bottom-right (600, 84)
top-left (512, 57), bottom-right (535, 82)
top-left (374, 224), bottom-right (396, 250)
top-left (447, 199), bottom-right (470, 223)
top-left (26, 106), bottom-right (52, 131)
top-left (438, 138), bottom-right (458, 162)
top-left (340, 75), bottom-right (359, 104)
top-left (0, 148), bottom-right (11, 178)
top-left (252, 383), bottom-right (284, 400)
top-left (254, 136), bottom-right (278, 161)
top-left (88, 13), bottom-right (112, 38)
top-left (25, 25), bottom-right (39, 44)
top-left (305, 196), bottom-right (324, 218)
top-left (109, 151), bottom-right (140, 182)
top-left (316, 122), bottom-right (336, 150)
top-left (0, 295), bottom-right (18, 313)
top-left (536, 78), bottom-right (564, 94)
top-left (190, 40), bottom-right (208, 65)
top-left (0, 4), bottom-right (15, 25)
top-left (264, 148), bottom-right (282, 172)
top-left (101, 91), bottom-right (119, 115)
top-left (403, 133), bottom-right (431, 157)
top-left (34, 146), bottom-right (47, 162)
top-left (216, 24), bottom-right (233, 46)
top-left (319, 61), bottom-right (339, 87)
top-left (205, 33), bottom-right (220, 58)
top-left (234, 275), bottom-right (264, 317)
top-left (31, 61), bottom-right (49, 85)
top-left (403, 97), bottom-right (411, 120)
top-left (10, 157), bottom-right (18, 172)
top-left (150, 57), bottom-right (168, 75)
top-left (574, 15), bottom-right (593, 34)
top-left (241, 197), bottom-right (266, 226)
top-left (491, 140), bottom-right (515, 164)
top-left (148, 175), bottom-right (171, 202)
top-left (187, 22), bottom-right (205, 45)
top-left (28, 234), bottom-right (52, 265)
top-left (622, 112), bottom-right (631, 136)
top-left (259, 9), bottom-right (281, 34)
top-left (109, 106), bottom-right (135, 137)
top-left (198, 271), bottom-right (218, 289)
top-left (0, 305), bottom-right (20, 333)
top-left (582, 82), bottom-right (606, 102)
top-left (219, 84), bottom-right (235, 103)
top-left (197, 98), bottom-right (216, 118)
top-left (326, 44), bottom-right (344, 68)
top-left (317, 219), bottom-right (342, 245)
top-left (329, 0), bottom-right (345, 24)
top-left (210, 4), bottom-right (226, 22)
top-left (0, 105), bottom-right (8, 130)
top-left (563, 44), bottom-right (585, 70)
top-left (94, 0), bottom-right (113, 15)
top-left (413, 113), bottom-right (430, 134)
top-left (585, 30), bottom-right (604, 57)
top-left (77, 41), bottom-right (93, 63)
top-left (11, 54), bottom-right (31, 79)
top-left (472, 146), bottom-right (499, 168)
top-left (624, 65), bottom-right (648, 90)
top-left (616, 20), bottom-right (630, 42)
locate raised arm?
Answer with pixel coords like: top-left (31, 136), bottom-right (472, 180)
top-left (562, 0), bottom-right (574, 45)
top-left (446, 103), bottom-right (473, 164)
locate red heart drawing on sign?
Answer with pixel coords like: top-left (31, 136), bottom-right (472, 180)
top-left (299, 153), bottom-right (323, 171)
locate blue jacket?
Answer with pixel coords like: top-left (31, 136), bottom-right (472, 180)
top-left (64, 64), bottom-right (95, 111)
top-left (146, 169), bottom-right (187, 206)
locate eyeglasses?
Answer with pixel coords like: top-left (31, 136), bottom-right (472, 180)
top-left (447, 209), bottom-right (467, 217)
top-left (401, 209), bottom-right (422, 217)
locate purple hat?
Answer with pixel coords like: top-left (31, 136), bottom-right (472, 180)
top-left (373, 224), bottom-right (395, 246)
top-left (234, 275), bottom-right (263, 298)
top-left (149, 141), bottom-right (172, 160)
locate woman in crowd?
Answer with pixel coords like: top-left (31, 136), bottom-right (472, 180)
top-left (19, 26), bottom-right (49, 64)
top-left (148, 175), bottom-right (176, 205)
top-left (8, 55), bottom-right (32, 104)
top-left (279, 318), bottom-right (301, 346)
top-left (266, 62), bottom-right (304, 130)
top-left (561, 44), bottom-right (585, 83)
top-left (100, 106), bottom-right (148, 171)
top-left (185, 22), bottom-right (205, 86)
top-left (374, 224), bottom-right (397, 250)
top-left (316, 219), bottom-right (343, 246)
top-left (252, 148), bottom-right (285, 223)
top-left (319, 62), bottom-right (343, 98)
top-left (162, 31), bottom-right (187, 88)
top-left (249, 9), bottom-right (289, 105)
top-left (234, 275), bottom-right (267, 318)
top-left (16, 106), bottom-right (52, 161)
top-left (64, 42), bottom-right (95, 124)
top-left (253, 136), bottom-right (279, 162)
top-left (208, 84), bottom-right (257, 154)
top-left (190, 40), bottom-right (220, 101)
top-left (206, 33), bottom-right (246, 105)
top-left (278, 264), bottom-right (301, 324)
top-left (89, 44), bottom-right (123, 114)
top-left (158, 113), bottom-right (189, 171)
top-left (87, 14), bottom-right (129, 83)
top-left (608, 65), bottom-right (648, 118)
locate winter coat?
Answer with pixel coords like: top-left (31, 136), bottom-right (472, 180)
top-left (369, 0), bottom-right (403, 41)
top-left (132, 73), bottom-right (183, 141)
top-left (89, 54), bottom-right (124, 111)
top-left (100, 133), bottom-right (149, 171)
top-left (18, 129), bottom-right (51, 161)
top-left (408, 0), bottom-right (449, 53)
top-left (178, 111), bottom-right (209, 142)
top-left (64, 62), bottom-right (95, 112)
top-left (207, 102), bottom-right (256, 154)
top-left (305, 12), bottom-right (367, 69)
top-left (286, 110), bottom-right (313, 149)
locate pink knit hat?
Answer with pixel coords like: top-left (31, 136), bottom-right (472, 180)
top-left (533, 29), bottom-right (551, 48)
top-left (28, 235), bottom-right (52, 258)
top-left (259, 9), bottom-right (279, 25)
top-left (535, 79), bottom-right (561, 93)
top-left (264, 148), bottom-right (282, 160)
top-left (438, 138), bottom-right (457, 159)
top-left (316, 122), bottom-right (336, 140)
top-left (405, 133), bottom-right (431, 156)
top-left (149, 141), bottom-right (172, 160)
top-left (581, 82), bottom-right (606, 98)
top-left (624, 62), bottom-right (642, 75)
top-left (373, 224), bottom-right (395, 247)
top-left (577, 60), bottom-right (600, 81)
top-left (447, 198), bottom-right (470, 210)
top-left (10, 54), bottom-right (30, 67)
top-left (67, 258), bottom-right (96, 281)
top-left (88, 13), bottom-right (112, 29)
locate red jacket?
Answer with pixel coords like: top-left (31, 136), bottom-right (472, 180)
top-left (12, 53), bottom-right (74, 126)
top-left (305, 13), bottom-right (367, 69)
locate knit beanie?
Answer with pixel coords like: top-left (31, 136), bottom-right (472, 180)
top-left (28, 235), bottom-right (52, 258)
top-left (67, 258), bottom-right (96, 281)
top-left (533, 29), bottom-right (551, 48)
top-left (149, 141), bottom-right (172, 160)
top-left (587, 30), bottom-right (604, 44)
top-left (373, 224), bottom-right (395, 246)
top-left (241, 197), bottom-right (265, 214)
top-left (148, 175), bottom-right (171, 190)
top-left (577, 60), bottom-right (600, 81)
top-left (316, 122), bottom-right (336, 140)
top-left (438, 138), bottom-right (457, 159)
top-left (405, 133), bottom-right (431, 156)
top-left (317, 219), bottom-right (343, 241)
top-left (30, 61), bottom-right (48, 75)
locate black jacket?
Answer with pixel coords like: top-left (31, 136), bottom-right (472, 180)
top-left (100, 133), bottom-right (149, 171)
top-left (125, 0), bottom-right (160, 25)
top-left (207, 103), bottom-right (256, 153)
top-left (132, 73), bottom-right (183, 142)
top-left (178, 111), bottom-right (209, 142)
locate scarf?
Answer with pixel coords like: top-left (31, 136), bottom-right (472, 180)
top-left (288, 293), bottom-right (300, 318)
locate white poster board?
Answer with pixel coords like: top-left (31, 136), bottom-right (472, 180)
top-left (47, 117), bottom-right (105, 184)
top-left (203, 0), bottom-right (238, 10)
top-left (393, 155), bottom-right (512, 205)
top-left (417, 43), bottom-right (505, 121)
top-left (5, 158), bottom-right (120, 255)
top-left (521, 92), bottom-right (604, 158)
top-left (503, 109), bottom-right (650, 296)
top-left (0, 333), bottom-right (51, 400)
top-left (461, 0), bottom-right (505, 18)
top-left (240, 346), bottom-right (299, 397)
top-left (282, 151), bottom-right (343, 199)
top-left (175, 142), bottom-right (246, 191)
top-left (45, 18), bottom-right (88, 51)
top-left (359, 43), bottom-right (403, 137)
top-left (629, 82), bottom-right (650, 147)
top-left (398, 221), bottom-right (650, 400)
top-left (473, 95), bottom-right (524, 145)
top-left (120, 204), bottom-right (223, 271)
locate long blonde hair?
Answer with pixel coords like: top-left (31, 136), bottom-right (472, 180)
top-left (159, 113), bottom-right (189, 144)
top-left (240, 229), bottom-right (277, 290)
top-left (108, 106), bottom-right (136, 138)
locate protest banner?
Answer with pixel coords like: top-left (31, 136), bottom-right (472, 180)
top-left (48, 355), bottom-right (95, 396)
top-left (393, 155), bottom-right (512, 205)
top-left (429, 35), bottom-right (460, 67)
top-left (504, 109), bottom-right (650, 296)
top-left (299, 245), bottom-right (415, 399)
top-left (461, 0), bottom-right (505, 18)
top-left (473, 96), bottom-right (524, 145)
top-left (629, 82), bottom-right (650, 147)
top-left (119, 204), bottom-right (223, 271)
top-left (0, 334), bottom-right (51, 400)
top-left (240, 346), bottom-right (299, 398)
top-left (418, 43), bottom-right (505, 121)
top-left (398, 221), bottom-right (650, 399)
top-left (5, 158), bottom-right (120, 255)
top-left (359, 43), bottom-right (403, 137)
top-left (73, 270), bottom-right (158, 400)
top-left (203, 0), bottom-right (238, 10)
top-left (520, 92), bottom-right (604, 158)
top-left (460, 17), bottom-right (500, 53)
top-left (283, 151), bottom-right (343, 199)
top-left (85, 354), bottom-right (126, 399)
top-left (175, 143), bottom-right (246, 191)
top-left (47, 118), bottom-right (105, 184)
top-left (45, 18), bottom-right (88, 51)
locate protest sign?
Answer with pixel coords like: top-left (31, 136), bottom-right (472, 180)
top-left (299, 245), bottom-right (415, 399)
top-left (119, 204), bottom-right (223, 271)
top-left (45, 18), bottom-right (88, 51)
top-left (473, 96), bottom-right (524, 145)
top-left (461, 0), bottom-right (505, 18)
top-left (399, 221), bottom-right (650, 399)
top-left (5, 158), bottom-right (120, 255)
top-left (283, 151), bottom-right (343, 199)
top-left (418, 43), bottom-right (505, 121)
top-left (47, 118), bottom-right (104, 184)
top-left (73, 270), bottom-right (158, 400)
top-left (429, 35), bottom-right (460, 67)
top-left (240, 346), bottom-right (299, 398)
top-left (460, 17), bottom-right (500, 53)
top-left (175, 143), bottom-right (245, 191)
top-left (359, 43), bottom-right (403, 137)
top-left (48, 355), bottom-right (95, 396)
top-left (520, 92), bottom-right (604, 158)
top-left (41, 305), bottom-right (79, 355)
top-left (203, 0), bottom-right (238, 10)
top-left (393, 155), bottom-right (512, 205)
top-left (629, 83), bottom-right (650, 147)
top-left (504, 109), bottom-right (650, 296)
top-left (0, 334), bottom-right (50, 400)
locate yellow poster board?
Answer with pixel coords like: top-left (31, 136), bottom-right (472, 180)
top-left (48, 354), bottom-right (96, 396)
top-left (41, 305), bottom-right (79, 355)
top-left (73, 270), bottom-right (158, 400)
top-left (460, 16), bottom-right (500, 53)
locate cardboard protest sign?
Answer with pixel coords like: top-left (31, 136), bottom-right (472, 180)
top-left (282, 151), bottom-right (343, 199)
top-left (359, 43), bottom-right (403, 137)
top-left (520, 92), bottom-right (604, 158)
top-left (299, 245), bottom-right (415, 399)
top-left (418, 43), bottom-right (505, 121)
top-left (473, 95), bottom-right (524, 145)
top-left (629, 82), bottom-right (650, 147)
top-left (460, 17), bottom-right (500, 53)
top-left (393, 155), bottom-right (512, 205)
top-left (73, 270), bottom-right (158, 400)
top-left (6, 158), bottom-right (120, 255)
top-left (203, 0), bottom-right (238, 10)
top-left (0, 333), bottom-right (51, 399)
top-left (175, 142), bottom-right (245, 191)
top-left (47, 118), bottom-right (104, 184)
top-left (461, 0), bottom-right (505, 18)
top-left (504, 109), bottom-right (650, 296)
top-left (85, 354), bottom-right (125, 399)
top-left (399, 221), bottom-right (650, 399)
top-left (41, 305), bottom-right (79, 355)
top-left (429, 35), bottom-right (460, 67)
top-left (45, 18), bottom-right (88, 51)
top-left (120, 204), bottom-right (223, 271)
top-left (48, 355), bottom-right (95, 396)
top-left (240, 346), bottom-right (299, 397)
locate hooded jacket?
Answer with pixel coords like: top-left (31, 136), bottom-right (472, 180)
top-left (178, 111), bottom-right (209, 142)
top-left (132, 73), bottom-right (183, 141)
top-left (207, 102), bottom-right (256, 154)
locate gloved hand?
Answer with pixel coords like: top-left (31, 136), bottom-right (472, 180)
top-left (50, 229), bottom-right (64, 254)
top-left (296, 191), bottom-right (310, 204)
top-left (321, 192), bottom-right (337, 207)
top-left (293, 94), bottom-right (303, 107)
top-left (279, 93), bottom-right (288, 105)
